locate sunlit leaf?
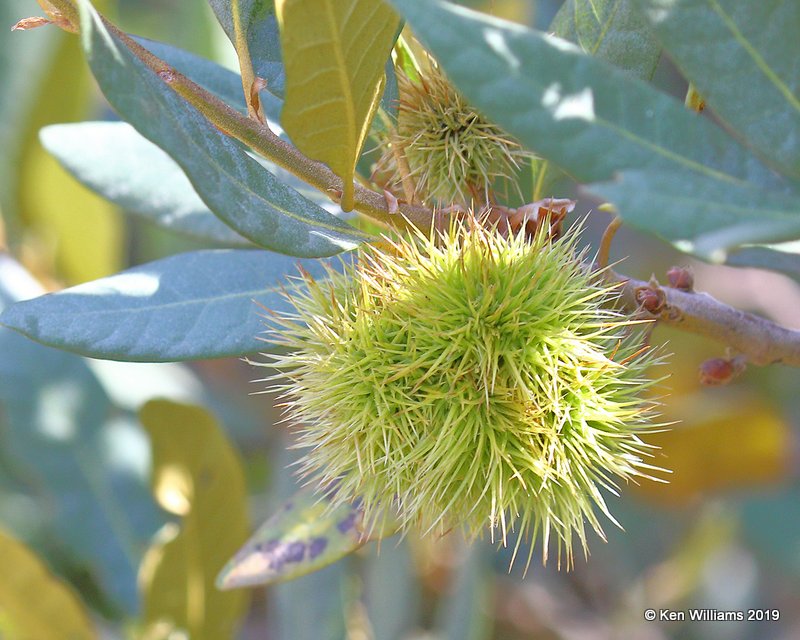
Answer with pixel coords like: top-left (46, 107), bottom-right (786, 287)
top-left (0, 249), bottom-right (340, 362)
top-left (276, 0), bottom-right (400, 210)
top-left (388, 0), bottom-right (781, 189)
top-left (139, 400), bottom-right (249, 640)
top-left (218, 487), bottom-right (394, 588)
top-left (0, 528), bottom-right (96, 640)
top-left (636, 0), bottom-right (800, 180)
top-left (535, 0), bottom-right (662, 197)
top-left (76, 0), bottom-right (368, 258)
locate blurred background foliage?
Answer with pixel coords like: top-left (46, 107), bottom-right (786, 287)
top-left (1, 0), bottom-right (799, 639)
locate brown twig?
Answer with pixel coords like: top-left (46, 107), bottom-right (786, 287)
top-left (609, 271), bottom-right (800, 367)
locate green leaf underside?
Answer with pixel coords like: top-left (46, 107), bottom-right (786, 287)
top-left (636, 0), bottom-right (800, 180)
top-left (139, 400), bottom-right (249, 639)
top-left (277, 0), bottom-right (400, 210)
top-left (389, 0), bottom-right (782, 191)
top-left (41, 122), bottom-right (251, 246)
top-left (0, 249), bottom-right (339, 362)
top-left (208, 0), bottom-right (286, 97)
top-left (535, 0), bottom-right (662, 197)
top-left (551, 0), bottom-right (661, 80)
top-left (0, 255), bottom-right (163, 614)
top-left (589, 168), bottom-right (800, 262)
top-left (77, 0), bottom-right (368, 258)
top-left (218, 488), bottom-right (391, 588)
top-left (134, 35), bottom-right (283, 120)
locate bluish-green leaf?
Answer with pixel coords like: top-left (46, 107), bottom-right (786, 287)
top-left (208, 0), bottom-right (285, 97)
top-left (77, 0), bottom-right (369, 257)
top-left (636, 0), bottom-right (800, 180)
top-left (40, 122), bottom-right (251, 247)
top-left (0, 254), bottom-right (164, 615)
top-left (725, 244), bottom-right (800, 280)
top-left (551, 0), bottom-right (661, 80)
top-left (388, 0), bottom-right (780, 190)
top-left (589, 169), bottom-right (800, 263)
top-left (0, 249), bottom-right (338, 362)
top-left (534, 0), bottom-right (662, 199)
top-left (134, 35), bottom-right (282, 120)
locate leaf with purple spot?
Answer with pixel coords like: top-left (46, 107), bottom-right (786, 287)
top-left (217, 488), bottom-right (396, 588)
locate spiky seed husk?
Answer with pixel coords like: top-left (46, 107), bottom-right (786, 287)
top-left (381, 62), bottom-right (530, 207)
top-left (260, 220), bottom-right (664, 568)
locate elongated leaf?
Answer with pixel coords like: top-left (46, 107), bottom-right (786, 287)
top-left (534, 0), bottom-right (662, 198)
top-left (636, 0), bottom-right (800, 180)
top-left (0, 529), bottom-right (96, 640)
top-left (0, 249), bottom-right (337, 362)
top-left (551, 0), bottom-right (661, 80)
top-left (40, 122), bottom-right (250, 247)
top-left (134, 35), bottom-right (282, 120)
top-left (0, 255), bottom-right (164, 615)
top-left (388, 0), bottom-right (781, 192)
top-left (218, 487), bottom-right (393, 588)
top-left (139, 400), bottom-right (249, 640)
top-left (76, 0), bottom-right (369, 257)
top-left (209, 0), bottom-right (286, 97)
top-left (589, 168), bottom-right (800, 262)
top-left (276, 0), bottom-right (400, 210)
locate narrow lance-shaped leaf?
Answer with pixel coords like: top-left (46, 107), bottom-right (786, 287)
top-left (387, 0), bottom-right (782, 190)
top-left (0, 249), bottom-right (340, 362)
top-left (134, 35), bottom-right (283, 120)
top-left (138, 400), bottom-right (250, 640)
top-left (276, 0), bottom-right (400, 210)
top-left (40, 122), bottom-right (251, 247)
top-left (218, 487), bottom-right (396, 588)
top-left (76, 0), bottom-right (369, 258)
top-left (0, 529), bottom-right (96, 640)
top-left (635, 0), bottom-right (800, 180)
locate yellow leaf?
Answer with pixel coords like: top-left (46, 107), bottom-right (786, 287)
top-left (633, 391), bottom-right (792, 506)
top-left (276, 0), bottom-right (400, 211)
top-left (138, 400), bottom-right (250, 640)
top-left (18, 31), bottom-right (122, 285)
top-left (0, 528), bottom-right (96, 640)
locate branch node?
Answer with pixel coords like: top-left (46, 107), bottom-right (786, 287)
top-left (699, 355), bottom-right (747, 386)
top-left (666, 266), bottom-right (694, 292)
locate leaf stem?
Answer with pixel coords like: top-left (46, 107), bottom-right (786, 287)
top-left (99, 17), bottom-right (433, 230)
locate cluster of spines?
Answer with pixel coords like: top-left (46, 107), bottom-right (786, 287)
top-left (261, 220), bottom-right (663, 569)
